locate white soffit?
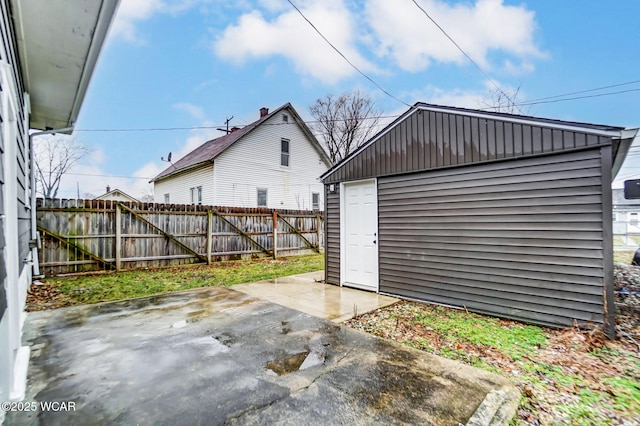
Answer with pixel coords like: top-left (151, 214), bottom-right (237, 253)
top-left (10, 0), bottom-right (119, 131)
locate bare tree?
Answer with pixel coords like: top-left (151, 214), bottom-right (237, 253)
top-left (34, 136), bottom-right (90, 199)
top-left (480, 82), bottom-right (531, 115)
top-left (139, 189), bottom-right (155, 203)
top-left (309, 91), bottom-right (381, 164)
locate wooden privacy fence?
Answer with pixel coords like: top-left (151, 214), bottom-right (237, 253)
top-left (36, 198), bottom-right (324, 276)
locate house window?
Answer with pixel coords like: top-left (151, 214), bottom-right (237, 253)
top-left (312, 192), bottom-right (320, 210)
top-left (281, 139), bottom-right (290, 167)
top-left (191, 186), bottom-right (202, 204)
top-left (282, 114), bottom-right (289, 123)
top-left (164, 193), bottom-right (170, 203)
top-left (257, 188), bottom-right (267, 207)
top-left (631, 212), bottom-right (638, 226)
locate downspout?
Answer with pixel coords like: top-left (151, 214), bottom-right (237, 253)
top-left (29, 126), bottom-right (74, 278)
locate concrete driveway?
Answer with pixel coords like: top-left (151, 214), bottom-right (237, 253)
top-left (6, 276), bottom-right (519, 425)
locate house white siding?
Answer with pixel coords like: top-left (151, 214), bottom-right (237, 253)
top-left (154, 163), bottom-right (214, 204)
top-left (213, 112), bottom-right (327, 210)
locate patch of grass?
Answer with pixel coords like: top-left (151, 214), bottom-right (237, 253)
top-left (614, 250), bottom-right (635, 264)
top-left (413, 306), bottom-right (547, 360)
top-left (345, 301), bottom-right (640, 424)
top-left (46, 254), bottom-right (324, 306)
top-left (603, 376), bottom-right (640, 411)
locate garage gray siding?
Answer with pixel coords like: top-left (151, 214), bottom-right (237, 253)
top-left (324, 107), bottom-right (615, 184)
top-left (378, 148), bottom-right (609, 328)
top-left (325, 184), bottom-right (340, 285)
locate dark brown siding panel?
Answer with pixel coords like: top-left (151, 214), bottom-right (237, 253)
top-left (378, 148), bottom-right (606, 328)
top-left (455, 115), bottom-right (464, 164)
top-left (521, 125), bottom-right (531, 155)
top-left (563, 131), bottom-right (575, 150)
top-left (553, 129), bottom-right (563, 151)
top-left (325, 185), bottom-right (341, 285)
top-left (447, 114), bottom-right (457, 165)
top-left (513, 123), bottom-right (523, 155)
top-left (323, 108), bottom-right (616, 185)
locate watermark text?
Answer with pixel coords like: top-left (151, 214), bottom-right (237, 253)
top-left (1, 401), bottom-right (76, 412)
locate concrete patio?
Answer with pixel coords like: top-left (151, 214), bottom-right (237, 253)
top-left (233, 271), bottom-right (399, 322)
top-left (5, 273), bottom-right (519, 425)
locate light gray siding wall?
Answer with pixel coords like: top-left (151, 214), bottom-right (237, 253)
top-left (377, 148), bottom-right (608, 328)
top-left (325, 184), bottom-right (340, 285)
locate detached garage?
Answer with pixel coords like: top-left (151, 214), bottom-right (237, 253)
top-left (321, 103), bottom-right (638, 337)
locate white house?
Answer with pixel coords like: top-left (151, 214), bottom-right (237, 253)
top-left (0, 0), bottom-right (119, 410)
top-left (612, 188), bottom-right (640, 235)
top-left (152, 104), bottom-right (332, 210)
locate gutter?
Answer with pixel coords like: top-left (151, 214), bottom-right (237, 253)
top-left (68, 0), bottom-right (121, 126)
top-left (612, 128), bottom-right (639, 181)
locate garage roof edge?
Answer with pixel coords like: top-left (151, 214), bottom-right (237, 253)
top-left (321, 102), bottom-right (631, 182)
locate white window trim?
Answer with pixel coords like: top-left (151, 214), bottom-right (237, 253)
top-left (280, 138), bottom-right (290, 168)
top-left (257, 188), bottom-right (268, 207)
top-left (190, 186), bottom-right (202, 205)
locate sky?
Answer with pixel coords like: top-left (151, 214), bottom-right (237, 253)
top-left (42, 0), bottom-right (640, 199)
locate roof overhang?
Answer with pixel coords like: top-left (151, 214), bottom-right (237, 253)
top-left (10, 0), bottom-right (120, 132)
top-left (612, 128), bottom-right (639, 181)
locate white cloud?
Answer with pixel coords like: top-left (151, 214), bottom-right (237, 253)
top-left (111, 0), bottom-right (206, 44)
top-left (365, 0), bottom-right (544, 72)
top-left (401, 80), bottom-right (527, 112)
top-left (173, 102), bottom-right (206, 120)
top-left (213, 0), bottom-right (374, 84)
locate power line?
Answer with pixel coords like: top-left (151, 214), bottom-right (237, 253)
top-left (286, 0), bottom-right (410, 108)
top-left (523, 79), bottom-right (640, 103)
top-left (513, 88), bottom-right (640, 107)
top-left (40, 171), bottom-right (153, 180)
top-left (411, 0), bottom-right (522, 113)
top-left (73, 115), bottom-right (400, 133)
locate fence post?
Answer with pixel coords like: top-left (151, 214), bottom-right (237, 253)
top-left (316, 214), bottom-right (322, 251)
top-left (207, 209), bottom-right (213, 264)
top-left (273, 211), bottom-right (278, 259)
top-left (115, 203), bottom-right (122, 271)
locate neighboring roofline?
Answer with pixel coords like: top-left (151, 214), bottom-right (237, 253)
top-left (285, 104), bottom-right (332, 167)
top-left (151, 160), bottom-right (213, 183)
top-left (321, 102), bottom-right (632, 181)
top-left (152, 102), bottom-right (331, 182)
top-left (94, 188), bottom-right (139, 202)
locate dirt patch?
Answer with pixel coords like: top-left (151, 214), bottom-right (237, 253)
top-left (27, 280), bottom-right (73, 311)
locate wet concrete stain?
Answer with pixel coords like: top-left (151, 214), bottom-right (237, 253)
top-left (9, 285), bottom-right (519, 425)
top-left (264, 350), bottom-right (311, 375)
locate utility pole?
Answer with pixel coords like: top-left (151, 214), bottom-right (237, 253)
top-left (217, 116), bottom-right (234, 134)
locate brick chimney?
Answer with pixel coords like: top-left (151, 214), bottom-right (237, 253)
top-left (260, 107), bottom-right (269, 117)
top-left (106, 185), bottom-right (111, 193)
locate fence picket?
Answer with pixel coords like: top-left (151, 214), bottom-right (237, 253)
top-left (36, 198), bottom-right (324, 276)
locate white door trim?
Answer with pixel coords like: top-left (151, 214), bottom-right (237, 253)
top-left (339, 179), bottom-right (379, 292)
